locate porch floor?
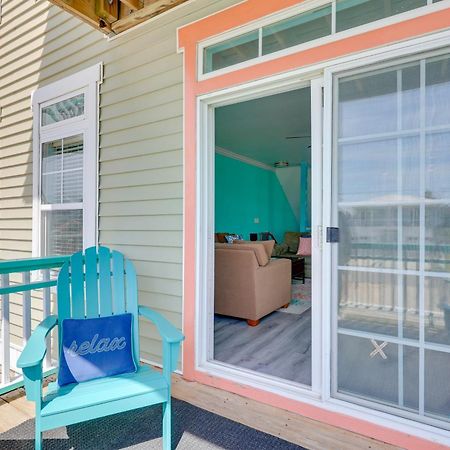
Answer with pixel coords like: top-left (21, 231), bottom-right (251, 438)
top-left (0, 369), bottom-right (399, 450)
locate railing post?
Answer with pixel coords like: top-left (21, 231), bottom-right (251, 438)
top-left (22, 272), bottom-right (31, 345)
top-left (43, 269), bottom-right (52, 369)
top-left (1, 273), bottom-right (11, 385)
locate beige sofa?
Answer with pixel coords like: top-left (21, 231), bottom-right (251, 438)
top-left (215, 241), bottom-right (291, 326)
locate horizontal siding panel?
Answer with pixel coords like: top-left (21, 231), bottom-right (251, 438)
top-left (98, 244), bottom-right (182, 264)
top-left (100, 166), bottom-right (182, 189)
top-left (101, 84), bottom-right (182, 122)
top-left (0, 230), bottom-right (32, 240)
top-left (0, 249), bottom-right (32, 260)
top-left (0, 208), bottom-right (33, 219)
top-left (0, 240), bottom-right (31, 252)
top-left (103, 40), bottom-right (178, 87)
top-left (138, 277), bottom-right (182, 298)
top-left (100, 230), bottom-right (182, 247)
top-left (1, 24), bottom-right (90, 82)
top-left (100, 116), bottom-right (182, 148)
top-left (100, 66), bottom-right (182, 107)
top-left (138, 288), bottom-right (183, 314)
top-left (0, 175), bottom-right (33, 189)
top-left (99, 183), bottom-right (182, 202)
top-left (0, 196), bottom-right (32, 209)
top-left (0, 185), bottom-right (32, 199)
top-left (0, 219), bottom-right (31, 230)
top-left (100, 199), bottom-right (182, 216)
top-left (101, 100), bottom-right (183, 135)
top-left (100, 149), bottom-right (182, 175)
top-left (100, 133), bottom-right (182, 162)
top-left (0, 12), bottom-right (73, 60)
top-left (134, 261), bottom-right (182, 281)
top-left (99, 215), bottom-right (182, 231)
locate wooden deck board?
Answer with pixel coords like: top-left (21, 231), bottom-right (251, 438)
top-left (0, 371), bottom-right (400, 450)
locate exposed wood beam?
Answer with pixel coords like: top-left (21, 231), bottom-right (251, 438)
top-left (120, 0), bottom-right (141, 11)
top-left (111, 0), bottom-right (188, 33)
top-left (48, 0), bottom-right (111, 33)
top-left (96, 0), bottom-right (119, 23)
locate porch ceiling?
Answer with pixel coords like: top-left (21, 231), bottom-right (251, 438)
top-left (49, 0), bottom-right (190, 35)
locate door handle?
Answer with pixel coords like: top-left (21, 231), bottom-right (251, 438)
top-left (326, 227), bottom-right (339, 243)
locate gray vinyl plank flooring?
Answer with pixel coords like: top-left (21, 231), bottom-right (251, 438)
top-left (214, 310), bottom-right (312, 386)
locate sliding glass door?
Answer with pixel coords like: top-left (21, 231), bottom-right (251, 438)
top-left (331, 50), bottom-right (450, 428)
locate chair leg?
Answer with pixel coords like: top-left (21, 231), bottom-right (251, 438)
top-left (35, 423), bottom-right (42, 450)
top-left (162, 399), bottom-right (172, 450)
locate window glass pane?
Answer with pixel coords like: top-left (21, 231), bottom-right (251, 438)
top-left (337, 334), bottom-right (419, 411)
top-left (336, 0), bottom-right (427, 33)
top-left (62, 135), bottom-right (83, 203)
top-left (203, 30), bottom-right (259, 73)
top-left (42, 139), bottom-right (62, 173)
top-left (41, 93), bottom-right (84, 126)
top-left (425, 205), bottom-right (450, 273)
top-left (43, 209), bottom-right (83, 256)
top-left (425, 350), bottom-right (450, 419)
top-left (425, 277), bottom-right (450, 345)
top-left (41, 135), bottom-right (83, 205)
top-left (42, 172), bottom-right (61, 204)
top-left (426, 55), bottom-right (450, 128)
top-left (261, 5), bottom-right (331, 56)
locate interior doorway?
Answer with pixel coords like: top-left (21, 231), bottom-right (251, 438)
top-left (212, 85), bottom-right (317, 387)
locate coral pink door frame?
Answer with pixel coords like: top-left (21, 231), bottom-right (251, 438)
top-left (178, 2), bottom-right (450, 448)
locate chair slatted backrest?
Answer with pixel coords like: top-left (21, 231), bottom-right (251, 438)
top-left (57, 246), bottom-right (140, 365)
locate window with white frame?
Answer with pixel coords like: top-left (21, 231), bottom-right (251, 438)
top-left (32, 64), bottom-right (102, 257)
top-left (202, 0), bottom-right (444, 75)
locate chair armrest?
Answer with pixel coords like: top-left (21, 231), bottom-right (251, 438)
top-left (17, 315), bottom-right (58, 369)
top-left (138, 306), bottom-right (184, 344)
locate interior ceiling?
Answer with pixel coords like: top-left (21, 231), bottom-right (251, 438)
top-left (215, 87), bottom-right (311, 167)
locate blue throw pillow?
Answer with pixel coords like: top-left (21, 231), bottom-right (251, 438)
top-left (58, 313), bottom-right (137, 386)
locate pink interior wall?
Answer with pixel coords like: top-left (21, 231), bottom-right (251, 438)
top-left (178, 2), bottom-right (450, 448)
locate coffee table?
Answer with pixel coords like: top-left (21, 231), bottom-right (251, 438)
top-left (273, 256), bottom-right (305, 283)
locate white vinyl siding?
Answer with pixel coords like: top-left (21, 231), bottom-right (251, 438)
top-left (0, 0), bottom-right (239, 366)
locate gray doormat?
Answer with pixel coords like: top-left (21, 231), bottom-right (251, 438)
top-left (0, 398), bottom-right (304, 449)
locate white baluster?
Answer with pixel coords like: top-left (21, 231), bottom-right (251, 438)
top-left (1, 273), bottom-right (10, 385)
top-left (43, 269), bottom-right (52, 369)
top-left (22, 272), bottom-right (31, 345)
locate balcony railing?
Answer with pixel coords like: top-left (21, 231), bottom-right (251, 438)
top-left (0, 256), bottom-right (69, 394)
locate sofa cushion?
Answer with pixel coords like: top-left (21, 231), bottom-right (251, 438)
top-left (235, 240), bottom-right (275, 258)
top-left (216, 242), bottom-right (269, 266)
top-left (297, 237), bottom-right (312, 256)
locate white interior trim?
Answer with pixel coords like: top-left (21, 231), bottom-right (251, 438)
top-left (215, 146), bottom-right (275, 172)
top-left (31, 63), bottom-right (102, 258)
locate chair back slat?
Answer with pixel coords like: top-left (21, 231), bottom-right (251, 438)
top-left (112, 251), bottom-right (126, 314)
top-left (57, 264), bottom-right (71, 349)
top-left (125, 259), bottom-right (140, 360)
top-left (98, 247), bottom-right (113, 316)
top-left (70, 252), bottom-right (85, 318)
top-left (85, 247), bottom-right (99, 318)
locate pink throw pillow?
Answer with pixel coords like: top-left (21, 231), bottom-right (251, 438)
top-left (297, 237), bottom-right (312, 256)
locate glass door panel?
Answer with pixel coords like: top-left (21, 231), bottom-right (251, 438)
top-left (332, 52), bottom-right (450, 428)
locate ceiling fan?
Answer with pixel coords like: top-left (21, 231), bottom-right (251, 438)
top-left (285, 134), bottom-right (311, 148)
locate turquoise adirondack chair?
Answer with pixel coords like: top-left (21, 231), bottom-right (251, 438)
top-left (17, 246), bottom-right (184, 450)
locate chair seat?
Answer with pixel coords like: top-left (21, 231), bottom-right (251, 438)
top-left (42, 365), bottom-right (168, 418)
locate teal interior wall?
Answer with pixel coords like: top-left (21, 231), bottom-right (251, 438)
top-left (215, 153), bottom-right (299, 242)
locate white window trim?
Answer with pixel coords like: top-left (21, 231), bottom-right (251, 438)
top-left (195, 30), bottom-right (450, 447)
top-left (31, 63), bottom-right (103, 257)
top-left (197, 0), bottom-right (449, 80)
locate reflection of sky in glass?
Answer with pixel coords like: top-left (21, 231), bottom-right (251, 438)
top-left (42, 93), bottom-right (84, 125)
